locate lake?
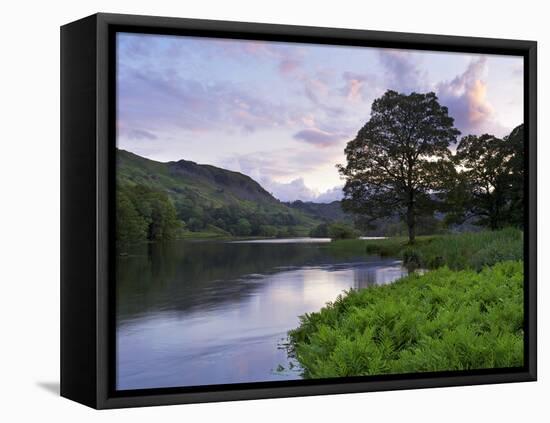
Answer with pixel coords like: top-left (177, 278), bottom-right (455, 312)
top-left (116, 238), bottom-right (409, 390)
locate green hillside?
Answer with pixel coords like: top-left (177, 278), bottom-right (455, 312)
top-left (116, 149), bottom-right (323, 239)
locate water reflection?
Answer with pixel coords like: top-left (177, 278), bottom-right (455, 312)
top-left (230, 237), bottom-right (332, 244)
top-left (116, 239), bottom-right (409, 390)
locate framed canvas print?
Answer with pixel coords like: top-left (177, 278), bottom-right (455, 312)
top-left (60, 13), bottom-right (537, 409)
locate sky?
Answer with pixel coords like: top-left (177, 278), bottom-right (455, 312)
top-left (116, 33), bottom-right (524, 203)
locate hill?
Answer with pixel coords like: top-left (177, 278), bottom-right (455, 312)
top-left (116, 149), bottom-right (323, 237)
top-left (286, 200), bottom-right (351, 223)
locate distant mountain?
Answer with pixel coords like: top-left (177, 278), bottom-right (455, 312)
top-left (116, 149), bottom-right (323, 236)
top-left (286, 200), bottom-right (352, 223)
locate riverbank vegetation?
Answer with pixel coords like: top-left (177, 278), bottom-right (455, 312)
top-left (290, 228), bottom-right (525, 377)
top-left (116, 184), bottom-right (180, 244)
top-left (327, 228), bottom-right (523, 271)
top-left (309, 222), bottom-right (359, 240)
top-left (288, 261), bottom-right (523, 377)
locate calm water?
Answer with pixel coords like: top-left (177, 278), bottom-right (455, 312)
top-left (116, 238), bottom-right (409, 390)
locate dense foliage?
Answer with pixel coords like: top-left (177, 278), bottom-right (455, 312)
top-left (445, 125), bottom-right (525, 230)
top-left (338, 90), bottom-right (524, 242)
top-left (288, 261), bottom-right (524, 378)
top-left (116, 149), bottom-right (319, 239)
top-left (338, 90), bottom-right (460, 243)
top-left (310, 222), bottom-right (359, 240)
top-left (176, 201), bottom-right (303, 237)
top-left (329, 228), bottom-right (523, 271)
top-left (116, 184), bottom-right (180, 245)
top-left (399, 228), bottom-right (523, 271)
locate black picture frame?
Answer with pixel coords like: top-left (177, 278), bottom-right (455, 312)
top-left (60, 12), bottom-right (537, 409)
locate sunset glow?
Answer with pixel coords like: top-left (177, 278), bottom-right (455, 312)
top-left (117, 33), bottom-right (523, 202)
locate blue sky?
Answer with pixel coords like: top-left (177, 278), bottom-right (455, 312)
top-left (116, 33), bottom-right (523, 203)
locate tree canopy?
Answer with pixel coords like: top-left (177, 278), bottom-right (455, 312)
top-left (338, 90), bottom-right (460, 243)
top-left (447, 124), bottom-right (525, 230)
top-left (116, 184), bottom-right (180, 247)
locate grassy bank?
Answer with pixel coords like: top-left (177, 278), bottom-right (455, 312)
top-left (291, 228), bottom-right (525, 377)
top-left (326, 228), bottom-right (523, 271)
top-left (288, 261), bottom-right (524, 377)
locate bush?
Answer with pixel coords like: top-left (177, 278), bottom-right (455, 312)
top-left (470, 236), bottom-right (523, 271)
top-left (328, 223), bottom-right (359, 240)
top-left (402, 247), bottom-right (423, 268)
top-left (288, 261), bottom-right (524, 378)
top-left (363, 236), bottom-right (432, 256)
top-left (310, 223), bottom-right (330, 238)
top-left (338, 228), bottom-right (523, 271)
top-left (117, 183), bottom-right (180, 245)
top-left (259, 225), bottom-right (278, 237)
top-left (417, 227), bottom-right (523, 270)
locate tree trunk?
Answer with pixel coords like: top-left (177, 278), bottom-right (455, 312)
top-left (407, 203), bottom-right (415, 244)
top-left (406, 166), bottom-right (416, 243)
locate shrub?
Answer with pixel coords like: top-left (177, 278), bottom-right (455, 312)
top-left (310, 223), bottom-right (330, 238)
top-left (417, 227), bottom-right (523, 270)
top-left (470, 235), bottom-right (523, 271)
top-left (401, 247), bottom-right (423, 268)
top-left (331, 228), bottom-right (523, 271)
top-left (328, 223), bottom-right (359, 240)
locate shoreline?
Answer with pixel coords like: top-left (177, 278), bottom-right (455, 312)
top-left (288, 260), bottom-right (524, 378)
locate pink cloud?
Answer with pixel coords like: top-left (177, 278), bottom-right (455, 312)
top-left (346, 79), bottom-right (364, 101)
top-left (341, 72), bottom-right (369, 102)
top-left (437, 57), bottom-right (504, 136)
top-left (279, 58), bottom-right (300, 75)
top-left (467, 79), bottom-right (493, 125)
top-left (220, 147), bottom-right (341, 181)
top-left (293, 127), bottom-right (348, 147)
top-left (240, 41), bottom-right (285, 59)
top-left (220, 40), bottom-right (306, 79)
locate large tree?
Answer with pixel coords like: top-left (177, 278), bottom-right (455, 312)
top-left (504, 124), bottom-right (525, 227)
top-left (338, 90), bottom-right (460, 243)
top-left (450, 124), bottom-right (524, 230)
